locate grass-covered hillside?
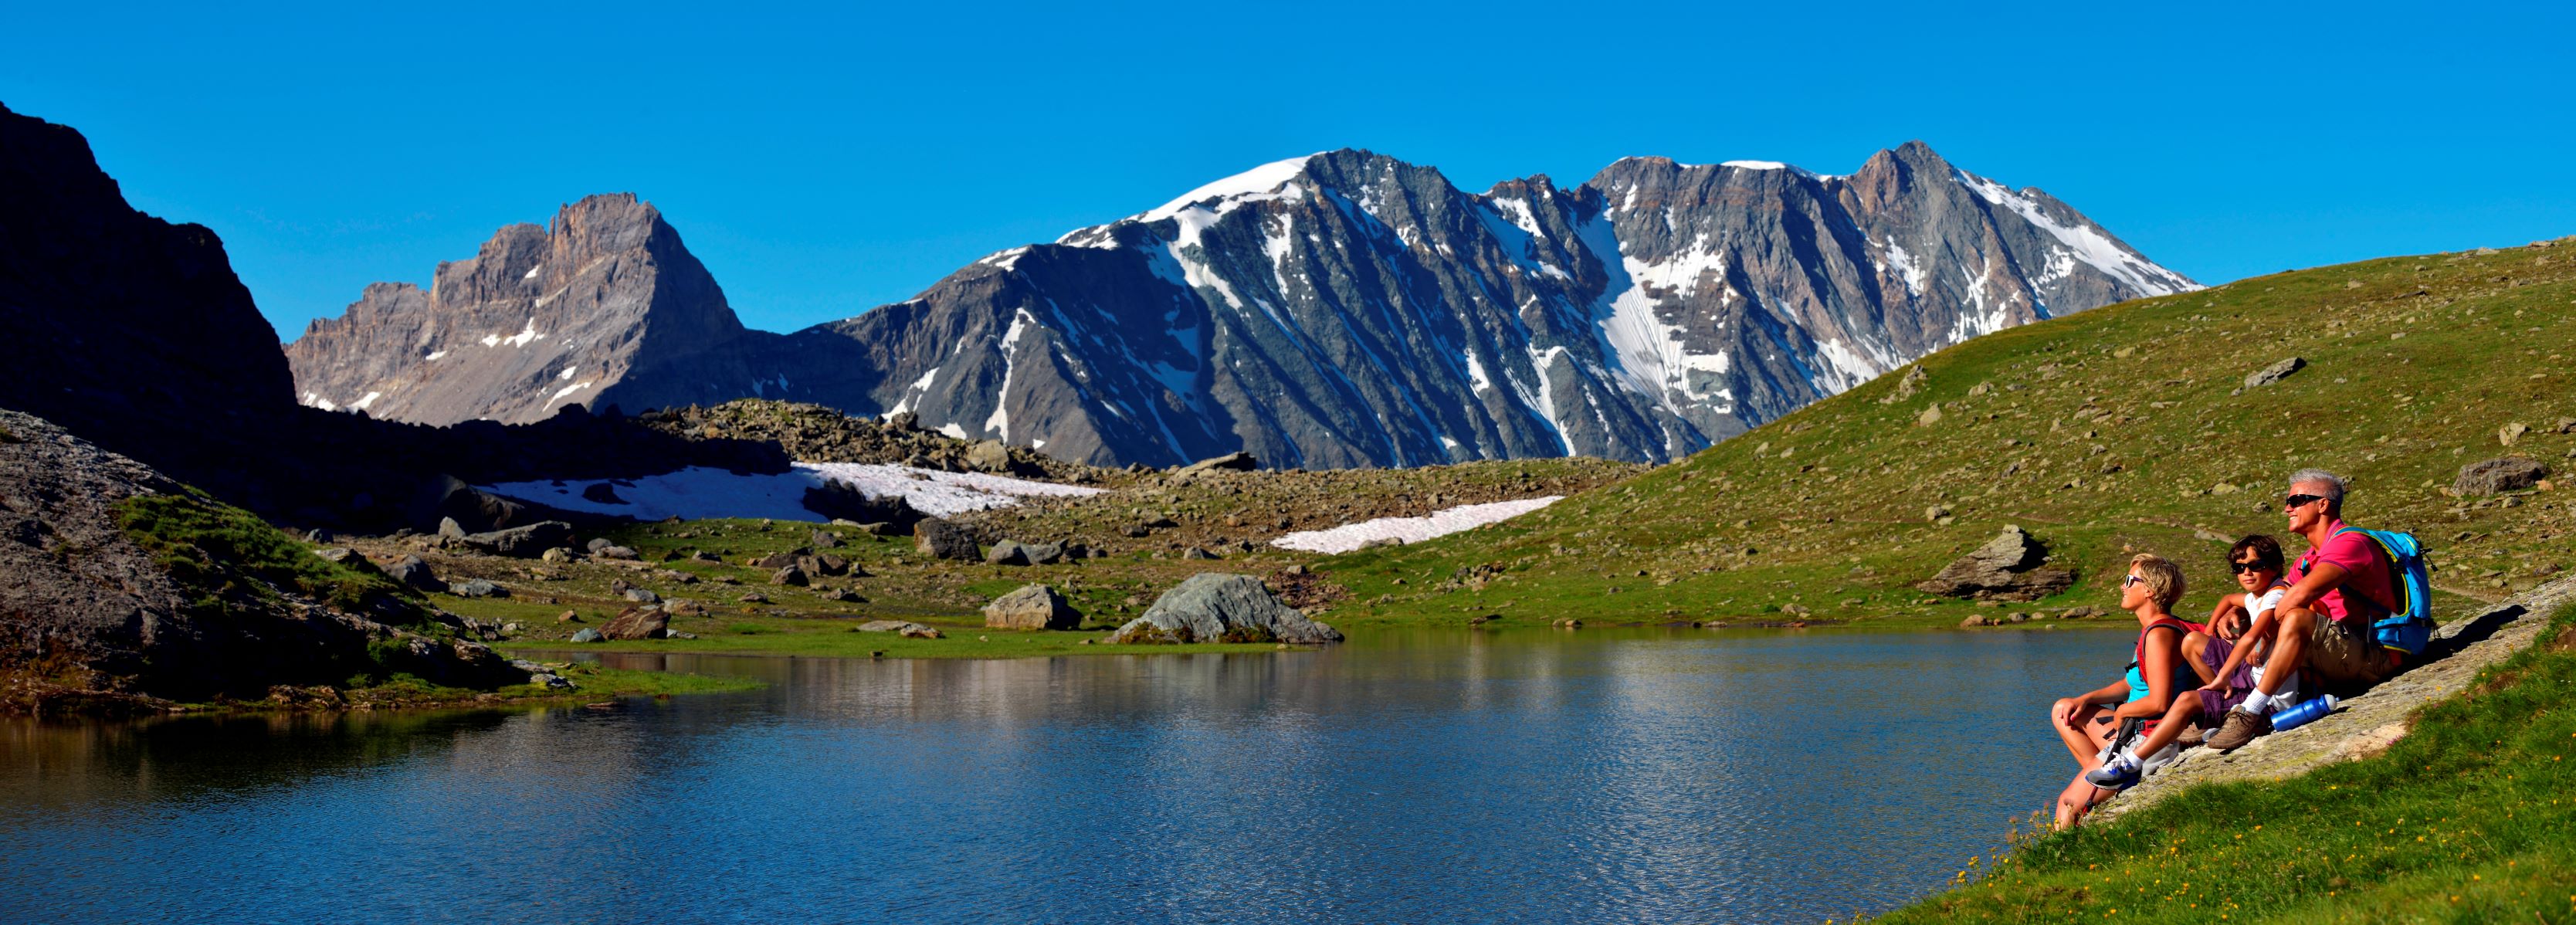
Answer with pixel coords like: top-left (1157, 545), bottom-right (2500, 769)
top-left (1321, 239), bottom-right (2576, 628)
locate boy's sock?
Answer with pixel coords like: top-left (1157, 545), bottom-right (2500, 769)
top-left (2240, 690), bottom-right (2276, 716)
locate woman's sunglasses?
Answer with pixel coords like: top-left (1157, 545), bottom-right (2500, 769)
top-left (2121, 574), bottom-right (2146, 588)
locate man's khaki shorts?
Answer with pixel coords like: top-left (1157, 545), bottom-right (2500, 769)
top-left (2303, 612), bottom-right (2401, 687)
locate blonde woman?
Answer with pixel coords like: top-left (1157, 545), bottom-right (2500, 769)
top-left (2046, 553), bottom-right (2194, 828)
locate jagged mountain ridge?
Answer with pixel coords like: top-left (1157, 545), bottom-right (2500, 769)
top-left (288, 142), bottom-right (2198, 466)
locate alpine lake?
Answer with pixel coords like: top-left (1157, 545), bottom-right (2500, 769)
top-left (2, 623), bottom-right (2127, 923)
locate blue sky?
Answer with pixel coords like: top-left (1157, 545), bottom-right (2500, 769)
top-left (6, 2), bottom-right (2571, 341)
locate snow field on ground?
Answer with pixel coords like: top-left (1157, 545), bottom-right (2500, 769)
top-left (480, 462), bottom-right (1104, 521)
top-left (1269, 496), bottom-right (1564, 554)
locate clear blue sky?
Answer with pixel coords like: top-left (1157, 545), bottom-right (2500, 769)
top-left (7, 2), bottom-right (2571, 341)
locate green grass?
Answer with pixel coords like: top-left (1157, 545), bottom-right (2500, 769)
top-left (498, 612), bottom-right (1295, 659)
top-left (114, 492), bottom-right (424, 621)
top-left (1875, 601), bottom-right (2576, 923)
top-left (1326, 244), bottom-right (2576, 629)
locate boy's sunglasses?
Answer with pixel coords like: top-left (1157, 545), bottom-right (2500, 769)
top-left (2227, 561), bottom-right (2272, 574)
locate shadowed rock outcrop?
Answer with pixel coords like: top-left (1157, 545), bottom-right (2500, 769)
top-left (1915, 525), bottom-right (2077, 601)
top-left (0, 410), bottom-right (525, 712)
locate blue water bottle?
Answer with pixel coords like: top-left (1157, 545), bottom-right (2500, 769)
top-left (2269, 694), bottom-right (2339, 732)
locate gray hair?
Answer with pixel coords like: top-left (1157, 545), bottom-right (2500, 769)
top-left (2288, 468), bottom-right (2347, 515)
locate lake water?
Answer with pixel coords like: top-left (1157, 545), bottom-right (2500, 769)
top-left (1, 625), bottom-right (2126, 923)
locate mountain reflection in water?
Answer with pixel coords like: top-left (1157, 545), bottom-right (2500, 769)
top-left (1, 625), bottom-right (2120, 923)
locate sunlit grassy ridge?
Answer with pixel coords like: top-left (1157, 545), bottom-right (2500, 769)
top-left (1875, 601), bottom-right (2576, 923)
top-left (1320, 241), bottom-right (2576, 629)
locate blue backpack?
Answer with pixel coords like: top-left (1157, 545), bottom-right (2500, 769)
top-left (2331, 526), bottom-right (2435, 656)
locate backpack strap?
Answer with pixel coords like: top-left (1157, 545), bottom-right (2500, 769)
top-left (2327, 527), bottom-right (2402, 617)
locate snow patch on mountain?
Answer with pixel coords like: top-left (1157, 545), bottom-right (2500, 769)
top-left (482, 462), bottom-right (1106, 522)
top-left (1139, 154), bottom-right (1321, 223)
top-left (1269, 496), bottom-right (1563, 554)
top-left (1954, 169), bottom-right (2199, 297)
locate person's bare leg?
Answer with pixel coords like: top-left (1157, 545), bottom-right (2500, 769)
top-left (2052, 701), bottom-right (2109, 766)
top-left (2056, 777), bottom-right (2100, 830)
top-left (2250, 608), bottom-right (2317, 699)
top-left (2182, 632), bottom-right (2217, 686)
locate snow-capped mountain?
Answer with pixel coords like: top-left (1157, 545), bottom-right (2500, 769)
top-left (286, 141), bottom-right (2198, 466)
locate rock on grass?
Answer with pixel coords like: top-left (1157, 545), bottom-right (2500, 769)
top-left (1110, 574), bottom-right (1341, 644)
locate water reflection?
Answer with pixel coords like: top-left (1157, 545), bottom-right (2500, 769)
top-left (0, 626), bottom-right (2122, 923)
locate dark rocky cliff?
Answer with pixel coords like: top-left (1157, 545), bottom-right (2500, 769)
top-left (0, 101), bottom-right (299, 503)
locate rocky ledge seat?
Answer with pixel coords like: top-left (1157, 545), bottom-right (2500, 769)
top-left (2096, 575), bottom-right (2576, 820)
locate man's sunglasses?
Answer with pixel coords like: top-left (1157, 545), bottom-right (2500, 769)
top-left (2283, 493), bottom-right (2327, 510)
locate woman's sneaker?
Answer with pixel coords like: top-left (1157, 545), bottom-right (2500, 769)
top-left (2083, 754), bottom-right (2142, 790)
top-left (2206, 707), bottom-right (2273, 752)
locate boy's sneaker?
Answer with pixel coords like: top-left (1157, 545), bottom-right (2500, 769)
top-left (2083, 754), bottom-right (2142, 790)
top-left (2206, 707), bottom-right (2273, 752)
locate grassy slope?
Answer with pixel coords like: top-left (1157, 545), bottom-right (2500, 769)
top-left (1876, 602), bottom-right (2576, 923)
top-left (423, 517), bottom-right (1303, 659)
top-left (1321, 242), bottom-right (2576, 629)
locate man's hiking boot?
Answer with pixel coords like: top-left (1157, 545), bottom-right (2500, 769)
top-left (2083, 755), bottom-right (2142, 790)
top-left (2207, 707), bottom-right (2273, 752)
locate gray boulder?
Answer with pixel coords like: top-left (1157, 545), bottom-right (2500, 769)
top-left (914, 518), bottom-right (981, 561)
top-left (622, 588), bottom-right (661, 604)
top-left (600, 606), bottom-right (669, 641)
top-left (983, 584), bottom-right (1081, 630)
top-left (570, 628), bottom-right (603, 643)
top-left (853, 619), bottom-right (943, 639)
top-left (965, 440), bottom-right (1015, 473)
top-left (382, 554), bottom-right (447, 593)
top-left (1914, 525), bottom-right (2077, 601)
top-left (1110, 573), bottom-right (1341, 644)
top-left (454, 520), bottom-right (575, 557)
top-left (449, 578), bottom-right (507, 598)
top-left (2244, 357), bottom-right (2307, 388)
top-left (984, 540), bottom-right (1065, 566)
top-left (2456, 457), bottom-right (2549, 496)
top-left (770, 564), bottom-right (810, 587)
top-left (1177, 452), bottom-right (1259, 476)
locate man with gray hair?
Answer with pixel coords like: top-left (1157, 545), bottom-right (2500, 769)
top-left (2205, 467), bottom-right (2406, 751)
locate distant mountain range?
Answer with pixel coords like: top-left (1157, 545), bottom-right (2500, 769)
top-left (285, 142), bottom-right (2198, 467)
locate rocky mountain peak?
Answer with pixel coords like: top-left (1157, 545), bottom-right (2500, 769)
top-left (288, 191), bottom-right (756, 425)
top-left (291, 143), bottom-right (2200, 469)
